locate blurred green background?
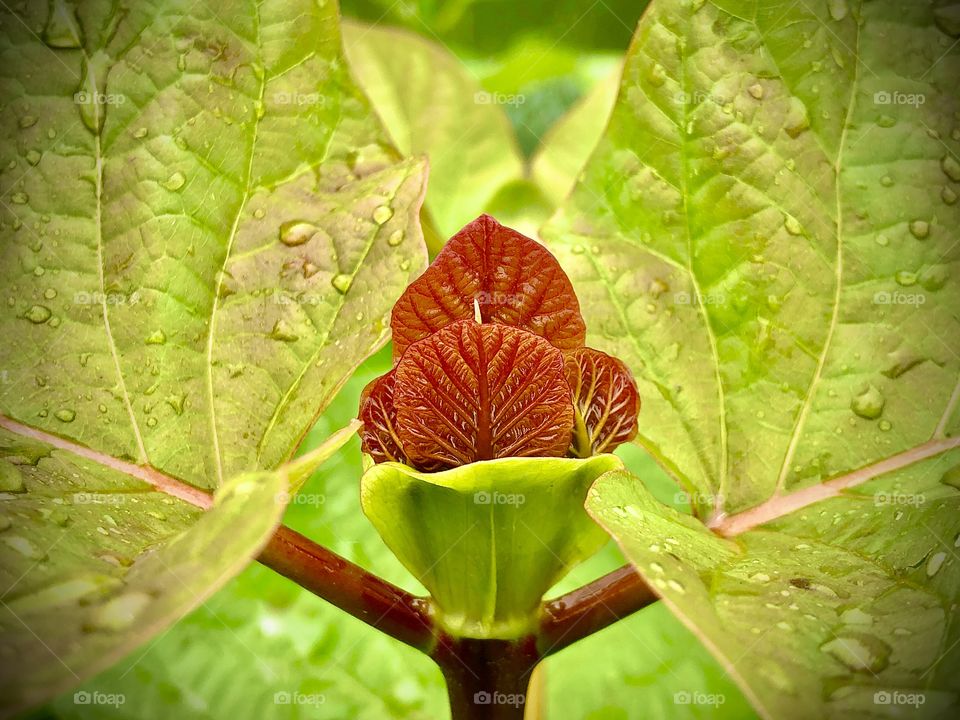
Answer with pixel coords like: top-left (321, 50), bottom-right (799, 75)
top-left (39, 1), bottom-right (762, 717)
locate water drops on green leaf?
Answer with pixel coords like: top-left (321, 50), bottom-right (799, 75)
top-left (162, 172), bottom-right (186, 192)
top-left (23, 305), bottom-right (51, 324)
top-left (850, 385), bottom-right (884, 421)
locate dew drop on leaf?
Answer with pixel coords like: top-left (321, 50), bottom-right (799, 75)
top-left (748, 83), bottom-right (764, 100)
top-left (11, 192), bottom-right (28, 205)
top-left (43, 0), bottom-right (84, 48)
top-left (145, 329), bottom-right (166, 345)
top-left (25, 150), bottom-right (41, 166)
top-left (331, 273), bottom-right (353, 293)
top-left (784, 215), bottom-right (803, 235)
top-left (0, 462), bottom-right (25, 493)
top-left (874, 234), bottom-right (889, 246)
top-left (387, 229), bottom-right (404, 246)
top-left (54, 409), bottom-right (76, 423)
top-left (279, 220), bottom-right (318, 246)
top-left (926, 551), bottom-right (946, 576)
top-left (943, 186), bottom-right (958, 205)
top-left (87, 591), bottom-right (151, 632)
top-left (269, 319), bottom-right (298, 342)
top-left (23, 305), bottom-right (51, 324)
top-left (827, 0), bottom-right (849, 21)
top-left (942, 155), bottom-right (960, 182)
top-left (2, 536), bottom-right (41, 559)
top-left (373, 205), bottom-right (393, 225)
top-left (820, 635), bottom-right (890, 673)
top-left (908, 220), bottom-right (930, 240)
top-left (133, 127), bottom-right (148, 138)
top-left (162, 171), bottom-right (186, 191)
top-left (851, 385), bottom-right (884, 420)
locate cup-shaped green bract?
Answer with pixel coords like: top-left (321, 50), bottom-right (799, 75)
top-left (360, 454), bottom-right (622, 639)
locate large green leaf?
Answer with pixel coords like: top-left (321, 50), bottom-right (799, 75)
top-left (544, 0), bottom-right (960, 716)
top-left (342, 20), bottom-right (523, 240)
top-left (0, 0), bottom-right (426, 713)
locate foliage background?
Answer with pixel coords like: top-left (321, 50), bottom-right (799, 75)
top-left (28, 1), bottom-right (765, 717)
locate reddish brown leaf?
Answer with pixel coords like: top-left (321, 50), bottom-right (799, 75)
top-left (394, 320), bottom-right (574, 471)
top-left (390, 214), bottom-right (586, 360)
top-left (565, 347), bottom-right (640, 457)
top-left (358, 370), bottom-right (407, 464)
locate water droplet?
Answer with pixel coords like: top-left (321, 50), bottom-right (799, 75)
top-left (43, 0), bottom-right (85, 48)
top-left (851, 385), bottom-right (884, 420)
top-left (23, 305), bottom-right (51, 324)
top-left (878, 419), bottom-right (892, 431)
top-left (133, 127), bottom-right (148, 138)
top-left (895, 270), bottom-right (917, 286)
top-left (25, 149), bottom-right (42, 166)
top-left (776, 621), bottom-right (792, 631)
top-left (279, 220), bottom-right (319, 247)
top-left (54, 409), bottom-right (76, 423)
top-left (943, 155), bottom-right (960, 182)
top-left (3, 536), bottom-right (41, 559)
top-left (0, 462), bottom-right (25, 493)
top-left (387, 229), bottom-right (404, 247)
top-left (749, 572), bottom-right (771, 583)
top-left (666, 579), bottom-right (685, 594)
top-left (908, 220), bottom-right (930, 240)
top-left (145, 329), bottom-right (166, 345)
top-left (784, 97), bottom-right (810, 138)
top-left (877, 115), bottom-right (897, 128)
top-left (331, 274), bottom-right (352, 294)
top-left (253, 207), bottom-right (266, 219)
top-left (926, 551), bottom-right (946, 576)
top-left (880, 175), bottom-right (894, 187)
top-left (820, 635), bottom-right (890, 673)
top-left (373, 205), bottom-right (393, 225)
top-left (943, 186), bottom-right (958, 205)
top-left (146, 416), bottom-right (158, 428)
top-left (875, 234), bottom-right (889, 247)
top-left (162, 171), bottom-right (186, 191)
top-left (647, 62), bottom-right (667, 87)
top-left (87, 591), bottom-right (151, 631)
top-left (649, 562), bottom-right (664, 574)
top-left (399, 259), bottom-right (412, 271)
top-left (269, 319), bottom-right (298, 342)
top-left (11, 191), bottom-right (28, 205)
top-left (748, 83), bottom-right (764, 100)
top-left (840, 607), bottom-right (873, 625)
top-left (784, 215), bottom-right (803, 235)
top-left (165, 393), bottom-right (186, 415)
top-left (827, 0), bottom-right (849, 21)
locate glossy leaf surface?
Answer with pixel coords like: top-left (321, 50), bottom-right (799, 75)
top-left (394, 320), bottom-right (574, 471)
top-left (390, 215), bottom-right (586, 358)
top-left (566, 347), bottom-right (640, 457)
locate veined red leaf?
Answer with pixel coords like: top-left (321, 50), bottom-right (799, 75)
top-left (359, 370), bottom-right (407, 464)
top-left (394, 320), bottom-right (574, 471)
top-left (390, 214), bottom-right (586, 359)
top-left (565, 347), bottom-right (640, 457)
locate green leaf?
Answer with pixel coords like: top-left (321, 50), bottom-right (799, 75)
top-left (0, 0), bottom-right (426, 712)
top-left (361, 455), bottom-right (622, 638)
top-left (342, 20), bottom-right (523, 240)
top-left (544, 0), bottom-right (960, 715)
top-left (531, 68), bottom-right (621, 206)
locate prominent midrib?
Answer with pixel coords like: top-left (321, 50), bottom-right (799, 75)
top-left (710, 434), bottom-right (960, 536)
top-left (771, 16), bottom-right (861, 497)
top-left (0, 414), bottom-right (211, 510)
top-left (89, 52), bottom-right (147, 466)
top-left (204, 10), bottom-right (266, 487)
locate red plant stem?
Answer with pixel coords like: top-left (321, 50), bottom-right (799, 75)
top-left (257, 525), bottom-right (435, 652)
top-left (433, 635), bottom-right (539, 720)
top-left (538, 564), bottom-right (657, 655)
